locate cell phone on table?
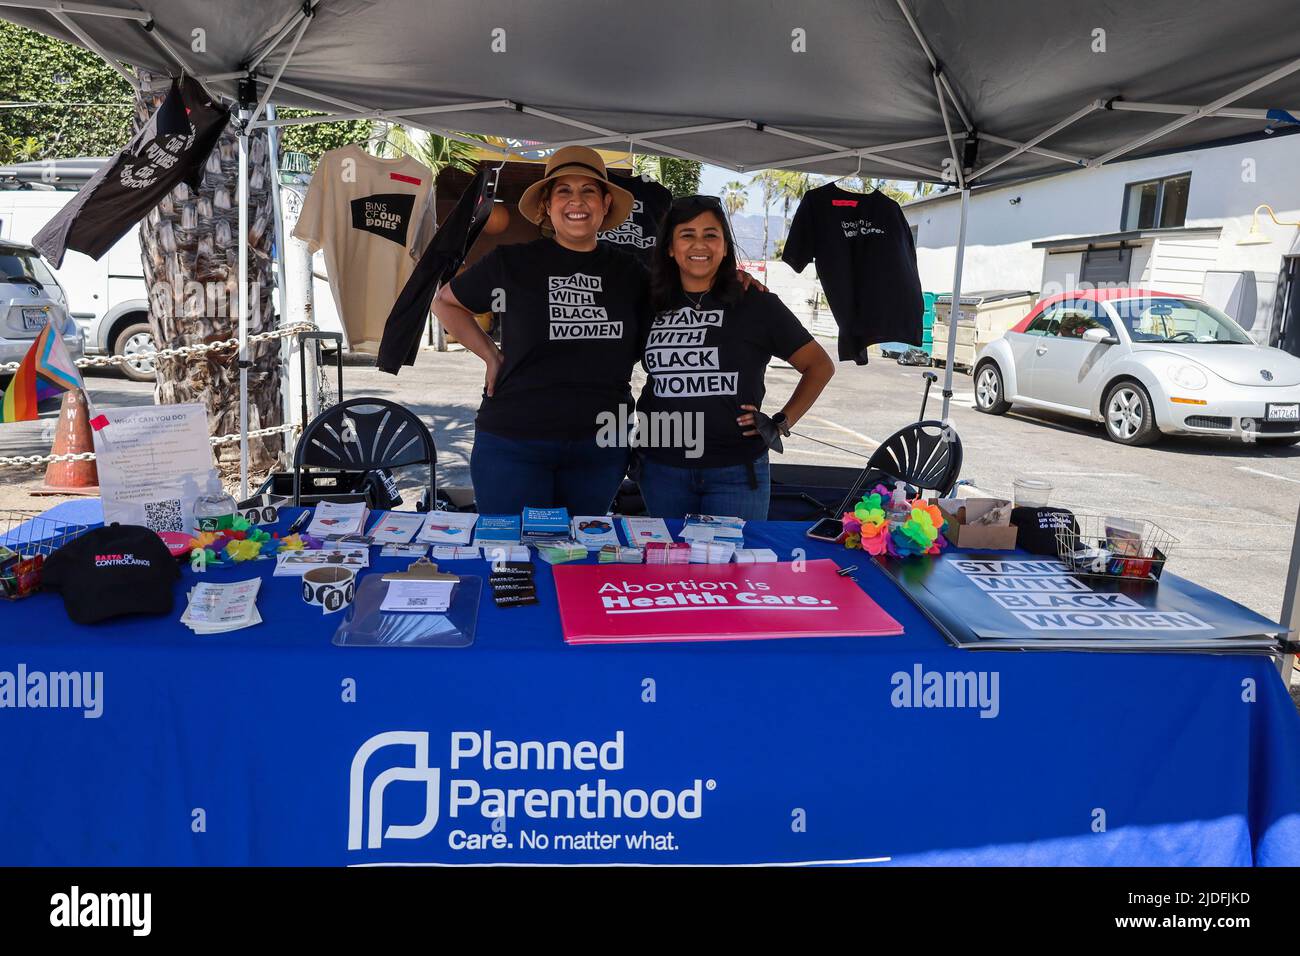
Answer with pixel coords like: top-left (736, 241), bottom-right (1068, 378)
top-left (805, 517), bottom-right (844, 543)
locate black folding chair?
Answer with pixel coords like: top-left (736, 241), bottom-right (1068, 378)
top-left (292, 398), bottom-right (437, 509)
top-left (862, 420), bottom-right (963, 499)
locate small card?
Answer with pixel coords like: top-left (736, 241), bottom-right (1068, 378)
top-left (380, 579), bottom-right (455, 613)
top-left (381, 542), bottom-right (428, 558)
top-left (494, 592), bottom-right (539, 608)
top-left (430, 545), bottom-right (483, 561)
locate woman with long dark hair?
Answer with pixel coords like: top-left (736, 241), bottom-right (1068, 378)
top-left (636, 195), bottom-right (835, 521)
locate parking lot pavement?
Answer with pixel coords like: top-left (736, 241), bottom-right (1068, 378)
top-left (351, 346), bottom-right (1300, 621)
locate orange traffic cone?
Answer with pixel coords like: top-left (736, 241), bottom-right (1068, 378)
top-left (38, 388), bottom-right (100, 495)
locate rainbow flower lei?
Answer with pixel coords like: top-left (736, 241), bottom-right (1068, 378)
top-left (840, 483), bottom-right (949, 557)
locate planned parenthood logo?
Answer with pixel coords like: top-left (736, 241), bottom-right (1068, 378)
top-left (348, 729), bottom-right (708, 853)
top-left (348, 731), bottom-right (440, 850)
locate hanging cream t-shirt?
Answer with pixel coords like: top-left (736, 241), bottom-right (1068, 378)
top-left (292, 145), bottom-right (435, 353)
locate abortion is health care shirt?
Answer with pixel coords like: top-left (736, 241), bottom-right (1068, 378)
top-left (292, 144), bottom-right (435, 353)
top-left (782, 183), bottom-right (923, 364)
top-left (636, 286), bottom-right (812, 468)
top-left (450, 238), bottom-right (648, 440)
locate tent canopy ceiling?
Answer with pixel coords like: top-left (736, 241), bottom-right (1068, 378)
top-left (3, 0), bottom-right (1299, 184)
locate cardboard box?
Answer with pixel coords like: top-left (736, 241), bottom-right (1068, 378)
top-left (931, 498), bottom-right (1019, 550)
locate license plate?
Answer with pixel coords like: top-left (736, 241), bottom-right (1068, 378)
top-left (1266, 403), bottom-right (1300, 422)
top-left (20, 307), bottom-right (48, 331)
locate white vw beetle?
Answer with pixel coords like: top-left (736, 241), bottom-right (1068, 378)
top-left (972, 287), bottom-right (1300, 446)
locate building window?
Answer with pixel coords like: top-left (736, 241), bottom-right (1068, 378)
top-left (1122, 173), bottom-right (1190, 230)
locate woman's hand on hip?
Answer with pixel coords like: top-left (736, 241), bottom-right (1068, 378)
top-left (484, 350), bottom-right (503, 397)
top-left (737, 403), bottom-right (760, 437)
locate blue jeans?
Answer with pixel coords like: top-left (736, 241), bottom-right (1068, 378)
top-left (471, 429), bottom-right (630, 515)
top-left (638, 454), bottom-right (771, 521)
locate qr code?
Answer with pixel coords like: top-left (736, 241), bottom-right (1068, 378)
top-left (143, 498), bottom-right (184, 532)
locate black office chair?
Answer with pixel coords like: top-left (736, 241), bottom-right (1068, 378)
top-left (860, 420), bottom-right (963, 500)
top-left (293, 398), bottom-right (437, 509)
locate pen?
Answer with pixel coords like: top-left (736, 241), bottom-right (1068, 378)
top-left (837, 565), bottom-right (858, 577)
top-left (287, 510), bottom-right (310, 534)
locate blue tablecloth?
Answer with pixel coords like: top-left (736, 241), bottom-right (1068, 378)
top-left (1, 513), bottom-right (1298, 866)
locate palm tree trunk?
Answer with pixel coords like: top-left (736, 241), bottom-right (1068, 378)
top-left (134, 71), bottom-right (283, 475)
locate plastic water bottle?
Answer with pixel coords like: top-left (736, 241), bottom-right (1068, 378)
top-left (888, 481), bottom-right (911, 531)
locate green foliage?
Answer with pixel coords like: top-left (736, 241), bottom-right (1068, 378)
top-left (657, 157), bottom-right (702, 197)
top-left (632, 154), bottom-right (702, 197)
top-left (276, 109), bottom-right (372, 165)
top-left (0, 22), bottom-right (134, 159)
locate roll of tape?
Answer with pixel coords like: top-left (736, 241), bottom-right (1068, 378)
top-left (302, 565), bottom-right (356, 614)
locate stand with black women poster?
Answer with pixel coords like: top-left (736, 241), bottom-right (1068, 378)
top-left (879, 551), bottom-right (1283, 652)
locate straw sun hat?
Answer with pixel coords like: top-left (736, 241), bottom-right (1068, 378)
top-left (518, 145), bottom-right (634, 231)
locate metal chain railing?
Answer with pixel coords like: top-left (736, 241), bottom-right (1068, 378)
top-left (0, 422), bottom-right (302, 468)
top-left (0, 322), bottom-right (316, 373)
top-left (0, 323), bottom-right (318, 467)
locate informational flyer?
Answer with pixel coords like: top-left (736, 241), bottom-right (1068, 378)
top-left (91, 403), bottom-right (217, 533)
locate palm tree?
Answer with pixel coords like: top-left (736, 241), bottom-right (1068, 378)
top-left (720, 179), bottom-right (748, 254)
top-left (376, 123), bottom-right (481, 177)
top-left (774, 170), bottom-right (812, 244)
top-left (748, 169), bottom-right (782, 260)
top-left (134, 71), bottom-right (282, 473)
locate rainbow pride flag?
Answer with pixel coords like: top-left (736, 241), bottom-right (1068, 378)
top-left (1, 324), bottom-right (83, 423)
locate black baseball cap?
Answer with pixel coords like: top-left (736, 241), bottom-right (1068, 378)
top-left (42, 523), bottom-right (181, 624)
top-left (1012, 506), bottom-right (1079, 556)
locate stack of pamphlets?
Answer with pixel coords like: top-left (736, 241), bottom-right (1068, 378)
top-left (681, 514), bottom-right (745, 544)
top-left (474, 515), bottom-right (522, 548)
top-left (368, 512), bottom-right (425, 545)
top-left (522, 507), bottom-right (571, 546)
top-left (430, 545), bottom-right (484, 561)
top-left (689, 540), bottom-right (736, 564)
top-left (619, 516), bottom-right (673, 546)
top-left (274, 549), bottom-right (369, 576)
top-left (644, 541), bottom-right (690, 565)
top-left (381, 542), bottom-right (428, 558)
top-left (599, 545), bottom-right (643, 563)
top-left (537, 539), bottom-right (588, 564)
top-left (571, 515), bottom-right (620, 549)
top-left (181, 579), bottom-right (262, 633)
top-left (306, 500), bottom-right (369, 538)
top-left (416, 511), bottom-right (479, 546)
top-left (734, 548), bottom-right (778, 563)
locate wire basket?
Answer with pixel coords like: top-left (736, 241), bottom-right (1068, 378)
top-left (0, 511), bottom-right (89, 600)
top-left (1055, 514), bottom-right (1178, 583)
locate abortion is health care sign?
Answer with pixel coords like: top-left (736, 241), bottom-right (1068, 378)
top-left (553, 559), bottom-right (903, 644)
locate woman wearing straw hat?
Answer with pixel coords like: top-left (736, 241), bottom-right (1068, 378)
top-left (432, 146), bottom-right (647, 515)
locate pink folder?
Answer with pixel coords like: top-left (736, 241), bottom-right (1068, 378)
top-left (553, 559), bottom-right (903, 645)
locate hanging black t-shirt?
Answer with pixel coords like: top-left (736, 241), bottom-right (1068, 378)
top-left (597, 172), bottom-right (672, 265)
top-left (781, 183), bottom-right (923, 364)
top-left (451, 238), bottom-right (648, 440)
top-left (636, 286), bottom-right (813, 468)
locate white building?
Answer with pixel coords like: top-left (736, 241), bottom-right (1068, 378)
top-left (902, 130), bottom-right (1300, 347)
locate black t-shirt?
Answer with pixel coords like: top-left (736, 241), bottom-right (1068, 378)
top-left (636, 287), bottom-right (813, 468)
top-left (782, 183), bottom-right (923, 364)
top-left (451, 238), bottom-right (649, 439)
top-left (597, 172), bottom-right (673, 266)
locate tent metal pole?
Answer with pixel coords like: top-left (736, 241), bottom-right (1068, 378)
top-left (0, 0), bottom-right (150, 20)
top-left (970, 102), bottom-right (1101, 181)
top-left (940, 187), bottom-right (970, 421)
top-left (237, 109), bottom-right (250, 501)
top-left (249, 7), bottom-right (314, 126)
top-left (517, 104), bottom-right (739, 170)
top-left (932, 71), bottom-right (967, 190)
top-left (1090, 53), bottom-right (1300, 166)
top-left (248, 99), bottom-right (510, 130)
top-left (540, 120), bottom-right (751, 150)
top-left (49, 10), bottom-right (138, 90)
top-left (976, 132), bottom-right (1086, 170)
top-left (266, 103), bottom-right (296, 463)
top-left (1109, 100), bottom-right (1281, 122)
top-left (246, 0), bottom-right (319, 74)
top-left (895, 0), bottom-right (973, 132)
top-left (1279, 502), bottom-right (1299, 685)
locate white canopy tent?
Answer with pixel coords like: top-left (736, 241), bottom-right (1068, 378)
top-left (3, 0), bottom-right (1299, 672)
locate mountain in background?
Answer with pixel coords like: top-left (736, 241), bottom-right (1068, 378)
top-left (727, 212), bottom-right (788, 261)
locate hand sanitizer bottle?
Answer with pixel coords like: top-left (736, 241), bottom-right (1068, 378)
top-left (888, 481), bottom-right (911, 531)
